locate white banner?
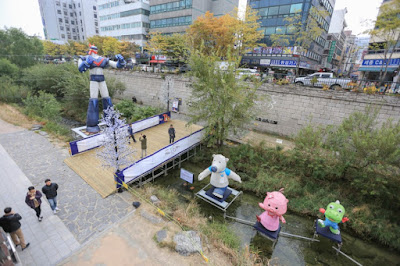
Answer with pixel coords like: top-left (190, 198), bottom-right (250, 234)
top-left (131, 116), bottom-right (159, 133)
top-left (123, 129), bottom-right (205, 182)
top-left (76, 134), bottom-right (106, 153)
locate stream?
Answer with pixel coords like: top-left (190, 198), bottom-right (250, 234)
top-left (156, 161), bottom-right (400, 266)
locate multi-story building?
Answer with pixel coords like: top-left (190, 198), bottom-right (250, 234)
top-left (98, 0), bottom-right (150, 47)
top-left (359, 0), bottom-right (400, 82)
top-left (38, 0), bottom-right (99, 42)
top-left (149, 0), bottom-right (242, 35)
top-left (321, 8), bottom-right (347, 72)
top-left (243, 0), bottom-right (335, 74)
top-left (341, 30), bottom-right (357, 75)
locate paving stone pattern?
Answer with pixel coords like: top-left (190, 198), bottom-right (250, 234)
top-left (0, 130), bottom-right (132, 244)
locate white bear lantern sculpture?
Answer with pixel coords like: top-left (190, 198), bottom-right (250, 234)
top-left (198, 154), bottom-right (242, 198)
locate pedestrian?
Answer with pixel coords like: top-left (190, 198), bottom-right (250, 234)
top-left (42, 179), bottom-right (59, 214)
top-left (128, 126), bottom-right (136, 144)
top-left (0, 207), bottom-right (30, 251)
top-left (25, 186), bottom-right (43, 222)
top-left (168, 124), bottom-right (176, 144)
top-left (139, 134), bottom-right (147, 158)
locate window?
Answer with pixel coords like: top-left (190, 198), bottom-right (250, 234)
top-left (70, 12), bottom-right (73, 17)
top-left (60, 26), bottom-right (64, 30)
top-left (66, 27), bottom-right (70, 31)
top-left (69, 4), bottom-right (72, 9)
top-left (65, 19), bottom-right (69, 23)
top-left (63, 3), bottom-right (66, 7)
top-left (58, 18), bottom-right (63, 22)
top-left (56, 1), bottom-right (60, 6)
top-left (57, 10), bottom-right (61, 14)
top-left (265, 27), bottom-right (275, 35)
top-left (93, 6), bottom-right (96, 10)
top-left (64, 11), bottom-right (67, 15)
top-left (82, 28), bottom-right (84, 32)
top-left (72, 28), bottom-right (76, 32)
top-left (61, 34), bottom-right (65, 38)
top-left (73, 36), bottom-right (77, 40)
top-left (94, 14), bottom-right (97, 18)
top-left (96, 30), bottom-right (99, 34)
top-left (71, 20), bottom-right (75, 25)
top-left (290, 3), bottom-right (302, 13)
top-left (259, 8), bottom-right (268, 16)
top-left (279, 5), bottom-right (290, 15)
top-left (287, 25), bottom-right (296, 34)
top-left (321, 74), bottom-right (330, 78)
top-left (79, 12), bottom-right (81, 16)
top-left (268, 6), bottom-right (279, 16)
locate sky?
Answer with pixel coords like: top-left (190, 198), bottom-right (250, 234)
top-left (0, 0), bottom-right (383, 39)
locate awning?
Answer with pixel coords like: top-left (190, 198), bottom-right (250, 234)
top-left (358, 66), bottom-right (398, 72)
top-left (149, 60), bottom-right (166, 63)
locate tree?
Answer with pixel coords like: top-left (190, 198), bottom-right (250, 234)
top-left (42, 40), bottom-right (68, 57)
top-left (187, 7), bottom-right (263, 57)
top-left (187, 49), bottom-right (260, 147)
top-left (0, 28), bottom-right (43, 68)
top-left (368, 0), bottom-right (400, 82)
top-left (65, 40), bottom-right (88, 56)
top-left (270, 7), bottom-right (328, 77)
top-left (147, 32), bottom-right (189, 63)
top-left (96, 106), bottom-right (135, 191)
top-left (119, 41), bottom-right (140, 59)
top-left (102, 37), bottom-right (121, 57)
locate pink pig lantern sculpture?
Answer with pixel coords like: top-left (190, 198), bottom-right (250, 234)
top-left (256, 188), bottom-right (289, 231)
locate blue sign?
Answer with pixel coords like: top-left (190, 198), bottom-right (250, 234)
top-left (180, 168), bottom-right (194, 184)
top-left (362, 58), bottom-right (400, 66)
top-left (270, 60), bottom-right (298, 67)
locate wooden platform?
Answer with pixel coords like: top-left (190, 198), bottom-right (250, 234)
top-left (64, 120), bottom-right (202, 198)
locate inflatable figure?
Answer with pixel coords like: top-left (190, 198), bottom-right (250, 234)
top-left (256, 188), bottom-right (288, 231)
top-left (318, 200), bottom-right (349, 234)
top-left (78, 44), bottom-right (126, 133)
top-left (198, 154), bottom-right (242, 198)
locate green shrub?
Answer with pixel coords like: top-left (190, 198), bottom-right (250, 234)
top-left (23, 91), bottom-right (62, 122)
top-left (0, 58), bottom-right (19, 77)
top-left (115, 99), bottom-right (162, 123)
top-left (0, 76), bottom-right (29, 103)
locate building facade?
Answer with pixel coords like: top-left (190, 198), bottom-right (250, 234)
top-left (359, 0), bottom-right (400, 82)
top-left (38, 0), bottom-right (99, 42)
top-left (149, 0), bottom-right (241, 34)
top-left (243, 0), bottom-right (335, 74)
top-left (98, 0), bottom-right (150, 47)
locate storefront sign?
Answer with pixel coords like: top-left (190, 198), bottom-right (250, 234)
top-left (260, 59), bottom-right (271, 65)
top-left (362, 58), bottom-right (400, 66)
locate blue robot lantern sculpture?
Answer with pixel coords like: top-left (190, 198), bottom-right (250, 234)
top-left (78, 44), bottom-right (126, 133)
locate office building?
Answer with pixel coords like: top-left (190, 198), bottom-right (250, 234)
top-left (98, 0), bottom-right (150, 47)
top-left (149, 0), bottom-right (242, 34)
top-left (38, 0), bottom-right (99, 42)
top-left (242, 0), bottom-right (335, 74)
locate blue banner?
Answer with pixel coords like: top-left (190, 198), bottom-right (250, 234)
top-left (270, 60), bottom-right (297, 66)
top-left (362, 58), bottom-right (400, 66)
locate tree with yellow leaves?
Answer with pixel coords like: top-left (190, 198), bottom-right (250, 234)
top-left (119, 41), bottom-right (140, 59)
top-left (42, 40), bottom-right (68, 57)
top-left (186, 6), bottom-right (263, 57)
top-left (147, 32), bottom-right (189, 63)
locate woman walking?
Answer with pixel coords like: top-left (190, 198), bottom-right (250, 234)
top-left (25, 186), bottom-right (43, 222)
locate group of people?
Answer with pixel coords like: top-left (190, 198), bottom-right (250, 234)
top-left (0, 179), bottom-right (59, 252)
top-left (127, 124), bottom-right (176, 159)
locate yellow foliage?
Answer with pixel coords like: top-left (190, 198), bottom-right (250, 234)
top-left (322, 84), bottom-right (329, 91)
top-left (187, 6), bottom-right (263, 57)
top-left (363, 85), bottom-right (377, 94)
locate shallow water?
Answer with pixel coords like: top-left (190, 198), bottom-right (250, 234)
top-left (156, 162), bottom-right (400, 266)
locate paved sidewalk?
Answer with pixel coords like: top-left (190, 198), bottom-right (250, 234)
top-left (0, 130), bottom-right (132, 244)
top-left (0, 143), bottom-right (80, 266)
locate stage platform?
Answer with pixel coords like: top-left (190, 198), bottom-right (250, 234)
top-left (64, 119), bottom-right (203, 198)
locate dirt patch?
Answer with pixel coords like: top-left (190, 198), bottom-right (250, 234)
top-left (61, 202), bottom-right (232, 266)
top-left (0, 103), bottom-right (38, 129)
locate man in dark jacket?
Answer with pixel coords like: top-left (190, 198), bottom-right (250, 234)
top-left (42, 179), bottom-right (59, 214)
top-left (25, 186), bottom-right (43, 221)
top-left (0, 207), bottom-right (30, 250)
top-left (168, 124), bottom-right (176, 144)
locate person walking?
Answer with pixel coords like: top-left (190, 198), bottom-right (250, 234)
top-left (0, 207), bottom-right (30, 251)
top-left (42, 179), bottom-right (59, 214)
top-left (127, 126), bottom-right (136, 144)
top-left (139, 134), bottom-right (147, 158)
top-left (168, 124), bottom-right (176, 144)
top-left (25, 186), bottom-right (43, 222)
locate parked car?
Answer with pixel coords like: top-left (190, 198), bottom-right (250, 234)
top-left (294, 73), bottom-right (353, 89)
top-left (236, 68), bottom-right (260, 80)
top-left (161, 66), bottom-right (177, 73)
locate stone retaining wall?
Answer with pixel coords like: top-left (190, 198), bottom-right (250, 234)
top-left (106, 70), bottom-right (400, 137)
